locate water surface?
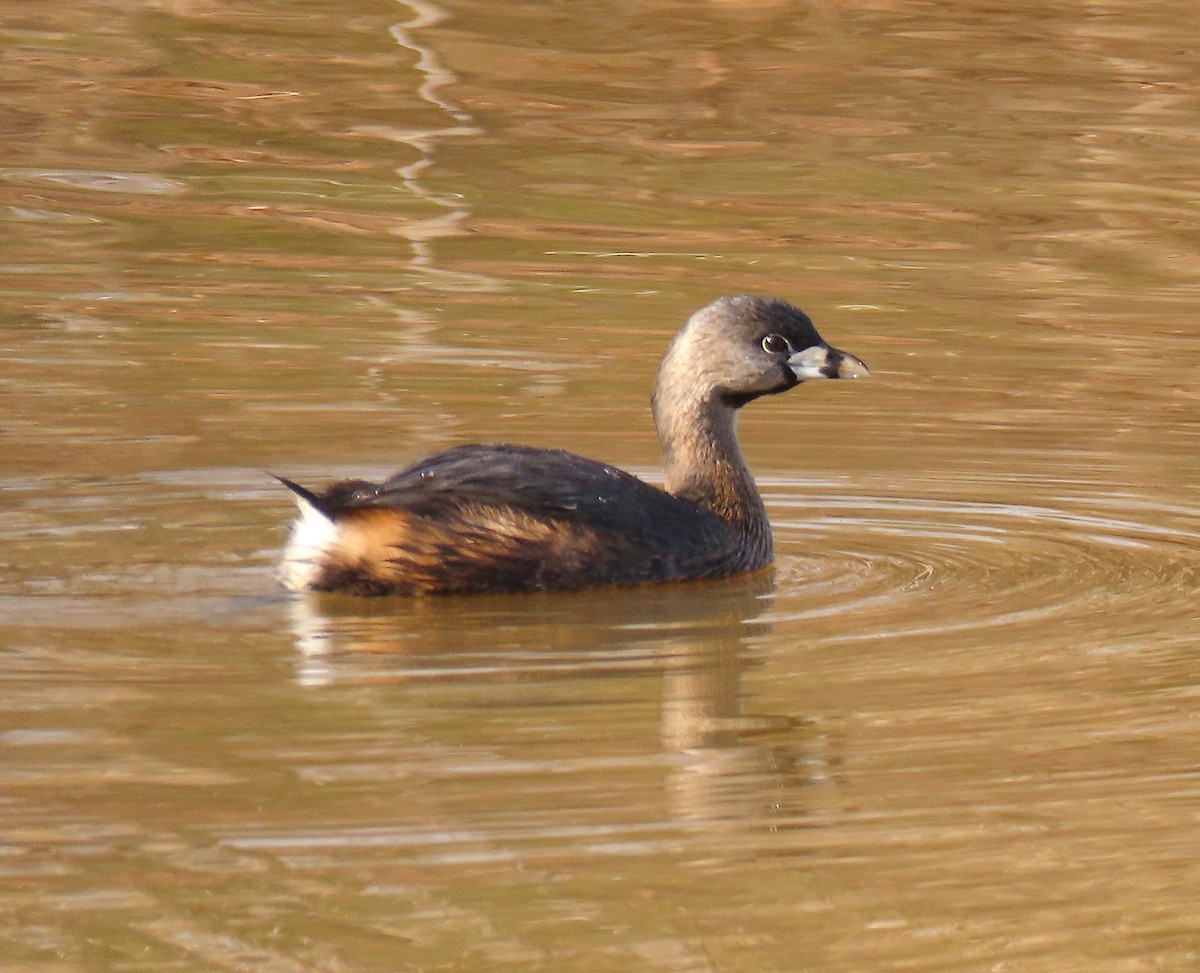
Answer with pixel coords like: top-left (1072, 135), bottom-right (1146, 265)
top-left (3, 1), bottom-right (1200, 970)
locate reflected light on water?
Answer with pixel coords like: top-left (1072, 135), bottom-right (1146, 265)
top-left (3, 0), bottom-right (1200, 970)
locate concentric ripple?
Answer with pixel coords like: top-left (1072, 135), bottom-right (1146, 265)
top-left (766, 473), bottom-right (1200, 649)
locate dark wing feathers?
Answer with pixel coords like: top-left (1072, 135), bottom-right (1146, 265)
top-left (333, 445), bottom-right (745, 584)
top-left (368, 444), bottom-right (726, 538)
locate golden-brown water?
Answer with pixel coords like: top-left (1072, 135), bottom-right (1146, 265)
top-left (4, 1), bottom-right (1200, 969)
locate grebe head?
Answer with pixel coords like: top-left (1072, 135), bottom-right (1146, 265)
top-left (657, 295), bottom-right (869, 411)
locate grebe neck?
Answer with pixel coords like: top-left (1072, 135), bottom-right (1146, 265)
top-left (652, 381), bottom-right (771, 546)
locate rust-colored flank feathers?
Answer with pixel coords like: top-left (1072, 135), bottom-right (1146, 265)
top-left (278, 295), bottom-right (868, 596)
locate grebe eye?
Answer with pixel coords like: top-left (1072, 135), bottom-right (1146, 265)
top-left (761, 333), bottom-right (789, 355)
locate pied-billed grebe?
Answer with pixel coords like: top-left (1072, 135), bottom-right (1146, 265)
top-left (278, 295), bottom-right (868, 596)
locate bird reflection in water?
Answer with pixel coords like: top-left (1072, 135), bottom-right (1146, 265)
top-left (286, 572), bottom-right (843, 840)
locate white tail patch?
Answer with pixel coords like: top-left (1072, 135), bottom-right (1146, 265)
top-left (278, 494), bottom-right (340, 592)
